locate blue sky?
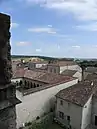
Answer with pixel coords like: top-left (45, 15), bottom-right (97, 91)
top-left (1, 0), bottom-right (97, 58)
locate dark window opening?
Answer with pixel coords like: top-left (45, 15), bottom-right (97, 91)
top-left (67, 116), bottom-right (70, 121)
top-left (37, 84), bottom-right (39, 87)
top-left (16, 81), bottom-right (18, 86)
top-left (60, 100), bottom-right (63, 105)
top-left (0, 89), bottom-right (7, 101)
top-left (27, 81), bottom-right (29, 87)
top-left (34, 83), bottom-right (36, 88)
top-left (19, 80), bottom-right (22, 86)
top-left (59, 111), bottom-right (64, 119)
top-left (25, 80), bottom-right (27, 86)
top-left (95, 116), bottom-right (97, 126)
top-left (31, 82), bottom-right (33, 88)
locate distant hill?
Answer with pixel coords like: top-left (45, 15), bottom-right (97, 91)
top-left (11, 55), bottom-right (74, 61)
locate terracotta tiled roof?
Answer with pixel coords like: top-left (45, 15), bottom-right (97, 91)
top-left (24, 70), bottom-right (46, 79)
top-left (56, 81), bottom-right (97, 107)
top-left (12, 68), bottom-right (75, 85)
top-left (12, 68), bottom-right (26, 78)
top-left (85, 67), bottom-right (97, 73)
top-left (48, 61), bottom-right (77, 67)
top-left (12, 68), bottom-right (45, 79)
top-left (84, 73), bottom-right (97, 80)
top-left (35, 73), bottom-right (74, 84)
top-left (61, 70), bottom-right (77, 76)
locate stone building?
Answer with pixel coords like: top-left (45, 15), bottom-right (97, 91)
top-left (61, 69), bottom-right (82, 81)
top-left (11, 68), bottom-right (78, 128)
top-left (0, 13), bottom-right (20, 129)
top-left (55, 80), bottom-right (97, 129)
top-left (47, 61), bottom-right (82, 74)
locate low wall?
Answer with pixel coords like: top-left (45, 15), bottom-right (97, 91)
top-left (16, 79), bottom-right (78, 128)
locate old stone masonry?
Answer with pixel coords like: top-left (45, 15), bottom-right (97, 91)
top-left (0, 13), bottom-right (20, 129)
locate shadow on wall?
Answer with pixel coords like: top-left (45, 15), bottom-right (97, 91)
top-left (0, 122), bottom-right (8, 129)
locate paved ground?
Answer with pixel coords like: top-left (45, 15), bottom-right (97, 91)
top-left (47, 123), bottom-right (64, 129)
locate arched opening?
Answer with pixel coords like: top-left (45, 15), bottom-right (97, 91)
top-left (34, 83), bottom-right (36, 88)
top-left (19, 80), bottom-right (22, 86)
top-left (37, 84), bottom-right (39, 87)
top-left (16, 81), bottom-right (18, 86)
top-left (31, 82), bottom-right (33, 88)
top-left (25, 80), bottom-right (27, 86)
top-left (27, 81), bottom-right (29, 88)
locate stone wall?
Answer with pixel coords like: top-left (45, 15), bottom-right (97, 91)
top-left (0, 13), bottom-right (17, 129)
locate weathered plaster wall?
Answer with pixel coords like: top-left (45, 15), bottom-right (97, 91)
top-left (81, 96), bottom-right (92, 129)
top-left (16, 79), bottom-right (78, 128)
top-left (55, 98), bottom-right (82, 129)
top-left (91, 97), bottom-right (97, 125)
top-left (73, 71), bottom-right (82, 81)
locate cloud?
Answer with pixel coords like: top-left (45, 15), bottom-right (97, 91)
top-left (28, 26), bottom-right (57, 34)
top-left (11, 22), bottom-right (19, 28)
top-left (72, 45), bottom-right (81, 48)
top-left (16, 41), bottom-right (30, 46)
top-left (24, 0), bottom-right (97, 21)
top-left (36, 48), bottom-right (42, 52)
top-left (76, 22), bottom-right (97, 31)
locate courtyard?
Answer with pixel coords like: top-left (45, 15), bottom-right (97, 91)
top-left (47, 122), bottom-right (64, 129)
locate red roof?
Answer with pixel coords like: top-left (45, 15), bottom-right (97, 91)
top-left (12, 68), bottom-right (75, 85)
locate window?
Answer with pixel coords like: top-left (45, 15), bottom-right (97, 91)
top-left (60, 100), bottom-right (63, 105)
top-left (59, 111), bottom-right (64, 119)
top-left (34, 83), bottom-right (36, 88)
top-left (27, 81), bottom-right (29, 87)
top-left (25, 80), bottom-right (27, 86)
top-left (95, 116), bottom-right (97, 126)
top-left (37, 84), bottom-right (39, 87)
top-left (31, 82), bottom-right (33, 88)
top-left (0, 89), bottom-right (7, 101)
top-left (19, 80), bottom-right (22, 86)
top-left (54, 68), bottom-right (56, 73)
top-left (67, 116), bottom-right (70, 121)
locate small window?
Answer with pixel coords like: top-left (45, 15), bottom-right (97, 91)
top-left (34, 83), bottom-right (36, 88)
top-left (25, 80), bottom-right (27, 86)
top-left (31, 82), bottom-right (33, 88)
top-left (54, 68), bottom-right (56, 73)
top-left (59, 111), bottom-right (64, 119)
top-left (60, 100), bottom-right (63, 105)
top-left (67, 116), bottom-right (70, 121)
top-left (19, 80), bottom-right (22, 86)
top-left (37, 84), bottom-right (39, 87)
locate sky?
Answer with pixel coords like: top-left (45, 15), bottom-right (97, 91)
top-left (1, 0), bottom-right (97, 58)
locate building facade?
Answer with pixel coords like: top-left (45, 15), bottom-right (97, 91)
top-left (55, 81), bottom-right (97, 129)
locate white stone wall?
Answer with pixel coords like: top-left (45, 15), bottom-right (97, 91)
top-left (73, 71), bottom-right (82, 81)
top-left (16, 79), bottom-right (78, 128)
top-left (81, 96), bottom-right (92, 129)
top-left (47, 65), bottom-right (60, 74)
top-left (92, 97), bottom-right (97, 125)
top-left (36, 64), bottom-right (47, 68)
top-left (11, 78), bottom-right (22, 83)
top-left (55, 98), bottom-right (82, 129)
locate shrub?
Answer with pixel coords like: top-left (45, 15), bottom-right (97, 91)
top-left (25, 121), bottom-right (32, 126)
top-left (36, 116), bottom-right (40, 120)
